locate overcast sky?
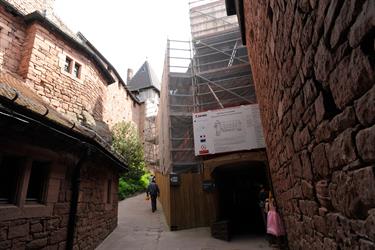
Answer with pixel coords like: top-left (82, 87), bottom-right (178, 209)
top-left (54, 0), bottom-right (191, 82)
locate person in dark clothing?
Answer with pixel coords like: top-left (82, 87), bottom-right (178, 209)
top-left (146, 178), bottom-right (160, 212)
top-left (258, 184), bottom-right (268, 230)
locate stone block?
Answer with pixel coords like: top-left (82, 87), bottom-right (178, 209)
top-left (329, 48), bottom-right (373, 110)
top-left (330, 106), bottom-right (357, 135)
top-left (0, 227), bottom-right (6, 241)
top-left (330, 167), bottom-right (375, 219)
top-left (323, 237), bottom-right (337, 249)
top-left (365, 209), bottom-right (375, 241)
top-left (53, 203), bottom-right (70, 215)
top-left (302, 46), bottom-right (315, 78)
top-left (311, 143), bottom-right (330, 178)
top-left (359, 239), bottom-right (375, 250)
top-left (27, 238), bottom-right (48, 249)
top-left (313, 215), bottom-right (327, 235)
top-left (0, 240), bottom-right (11, 250)
top-left (300, 150), bottom-right (313, 181)
top-left (314, 92), bottom-right (326, 124)
top-left (316, 180), bottom-right (331, 208)
top-left (355, 85), bottom-right (375, 127)
top-left (302, 180), bottom-right (314, 199)
top-left (327, 128), bottom-right (357, 169)
top-left (323, 0), bottom-right (341, 39)
top-left (33, 232), bottom-right (49, 239)
top-left (315, 120), bottom-right (331, 143)
top-left (49, 228), bottom-right (67, 244)
top-left (330, 0), bottom-right (364, 48)
top-left (314, 40), bottom-right (334, 83)
top-left (292, 93), bottom-right (305, 127)
top-left (352, 167), bottom-right (375, 214)
top-left (299, 200), bottom-right (318, 217)
top-left (356, 124), bottom-right (375, 162)
top-left (8, 223), bottom-right (29, 239)
top-left (30, 223), bottom-right (43, 233)
top-left (349, 0), bottom-right (375, 48)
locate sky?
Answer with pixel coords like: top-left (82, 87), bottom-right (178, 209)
top-left (54, 0), bottom-right (192, 82)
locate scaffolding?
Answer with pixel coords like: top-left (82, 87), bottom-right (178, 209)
top-left (144, 116), bottom-right (158, 167)
top-left (159, 0), bottom-right (256, 174)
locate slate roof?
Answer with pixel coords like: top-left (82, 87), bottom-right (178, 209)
top-left (0, 73), bottom-right (127, 170)
top-left (127, 61), bottom-right (160, 92)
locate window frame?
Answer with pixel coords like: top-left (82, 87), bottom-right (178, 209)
top-left (60, 53), bottom-right (84, 82)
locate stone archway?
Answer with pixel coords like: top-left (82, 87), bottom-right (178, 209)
top-left (202, 150), bottom-right (271, 239)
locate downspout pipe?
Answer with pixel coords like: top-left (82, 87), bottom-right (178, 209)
top-left (66, 145), bottom-right (91, 250)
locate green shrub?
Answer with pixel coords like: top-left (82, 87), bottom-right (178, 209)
top-left (118, 172), bottom-right (151, 200)
top-left (112, 122), bottom-right (149, 200)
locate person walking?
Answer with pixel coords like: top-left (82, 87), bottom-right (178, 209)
top-left (146, 177), bottom-right (160, 212)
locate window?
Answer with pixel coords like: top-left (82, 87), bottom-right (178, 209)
top-left (106, 180), bottom-right (112, 204)
top-left (62, 54), bottom-right (82, 80)
top-left (0, 155), bottom-right (22, 204)
top-left (26, 161), bottom-right (49, 204)
top-left (73, 63), bottom-right (81, 78)
top-left (64, 57), bottom-right (72, 73)
top-left (0, 154), bottom-right (50, 206)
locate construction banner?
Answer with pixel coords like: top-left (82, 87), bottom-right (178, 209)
top-left (192, 104), bottom-right (265, 156)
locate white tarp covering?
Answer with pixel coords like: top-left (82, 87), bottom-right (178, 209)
top-left (192, 104), bottom-right (265, 156)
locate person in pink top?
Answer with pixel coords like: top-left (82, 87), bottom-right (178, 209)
top-left (265, 193), bottom-right (286, 247)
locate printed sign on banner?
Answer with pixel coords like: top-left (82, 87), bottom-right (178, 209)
top-left (192, 104), bottom-right (265, 156)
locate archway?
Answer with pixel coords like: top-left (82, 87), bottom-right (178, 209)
top-left (212, 161), bottom-right (269, 238)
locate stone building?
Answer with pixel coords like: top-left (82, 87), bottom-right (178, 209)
top-left (127, 61), bottom-right (160, 167)
top-left (0, 0), bottom-right (144, 249)
top-left (226, 0), bottom-right (374, 248)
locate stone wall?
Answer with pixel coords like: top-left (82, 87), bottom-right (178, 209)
top-left (0, 6), bottom-right (26, 74)
top-left (105, 81), bottom-right (145, 133)
top-left (19, 22), bottom-right (108, 123)
top-left (74, 162), bottom-right (119, 250)
top-left (5, 0), bottom-right (55, 14)
top-left (0, 159), bottom-right (72, 250)
top-left (242, 0), bottom-right (374, 248)
top-left (0, 2), bottom-right (144, 134)
top-left (0, 141), bottom-right (120, 250)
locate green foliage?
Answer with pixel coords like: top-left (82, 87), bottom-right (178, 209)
top-left (118, 173), bottom-right (151, 200)
top-left (140, 172), bottom-right (151, 189)
top-left (112, 122), bottom-right (151, 200)
top-left (112, 122), bottom-right (145, 180)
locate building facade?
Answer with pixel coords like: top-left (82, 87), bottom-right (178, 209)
top-left (0, 0), bottom-right (144, 249)
top-left (156, 0), bottom-right (270, 238)
top-left (127, 61), bottom-right (160, 168)
top-left (226, 0), bottom-right (375, 249)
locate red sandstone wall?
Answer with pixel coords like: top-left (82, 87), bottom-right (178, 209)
top-left (73, 162), bottom-right (119, 250)
top-left (0, 155), bottom-right (120, 250)
top-left (0, 159), bottom-right (72, 249)
top-left (5, 0), bottom-right (55, 14)
top-left (243, 0), bottom-right (374, 248)
top-left (0, 6), bottom-right (25, 74)
top-left (18, 23), bottom-right (108, 123)
top-left (0, 3), bottom-right (141, 249)
top-left (105, 82), bottom-right (145, 133)
top-left (1, 1), bottom-right (144, 133)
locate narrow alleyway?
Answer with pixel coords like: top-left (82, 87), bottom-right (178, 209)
top-left (96, 194), bottom-right (272, 250)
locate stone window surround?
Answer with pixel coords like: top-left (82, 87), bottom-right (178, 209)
top-left (0, 144), bottom-right (60, 221)
top-left (59, 52), bottom-right (84, 83)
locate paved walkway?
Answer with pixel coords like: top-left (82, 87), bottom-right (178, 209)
top-left (96, 193), bottom-right (272, 250)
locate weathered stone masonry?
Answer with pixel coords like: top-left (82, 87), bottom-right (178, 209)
top-left (240, 0), bottom-right (374, 249)
top-left (0, 0), bottom-right (141, 249)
